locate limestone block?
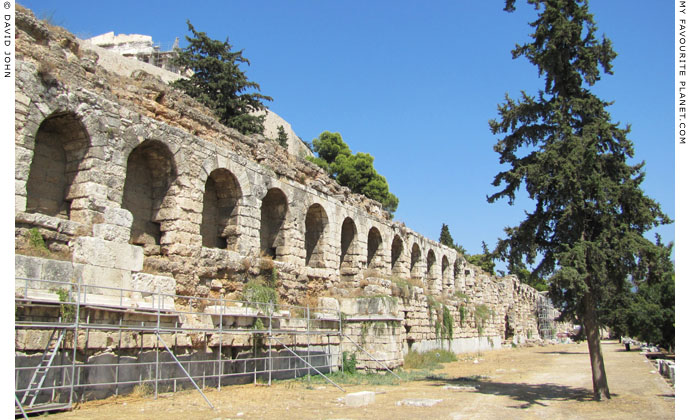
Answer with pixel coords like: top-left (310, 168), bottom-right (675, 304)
top-left (92, 223), bottom-right (130, 242)
top-left (340, 297), bottom-right (399, 316)
top-left (66, 181), bottom-right (108, 200)
top-left (15, 254), bottom-right (43, 282)
top-left (104, 207), bottom-right (134, 228)
top-left (73, 236), bottom-right (144, 271)
top-left (131, 272), bottom-right (176, 297)
top-left (80, 265), bottom-right (133, 296)
top-left (317, 297), bottom-right (340, 313)
top-left (345, 391), bottom-right (375, 407)
top-left (41, 258), bottom-right (77, 283)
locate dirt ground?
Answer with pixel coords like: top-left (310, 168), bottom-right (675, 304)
top-left (45, 340), bottom-right (674, 420)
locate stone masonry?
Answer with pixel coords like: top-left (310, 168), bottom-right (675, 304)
top-left (14, 5), bottom-right (550, 376)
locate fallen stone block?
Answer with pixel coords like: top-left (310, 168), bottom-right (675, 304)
top-left (345, 391), bottom-right (375, 407)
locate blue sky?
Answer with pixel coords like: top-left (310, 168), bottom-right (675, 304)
top-left (19, 0), bottom-right (675, 268)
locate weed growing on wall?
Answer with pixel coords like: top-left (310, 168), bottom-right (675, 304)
top-left (474, 304), bottom-right (494, 336)
top-left (342, 351), bottom-right (357, 374)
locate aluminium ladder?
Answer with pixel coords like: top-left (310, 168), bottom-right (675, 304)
top-left (20, 328), bottom-right (66, 407)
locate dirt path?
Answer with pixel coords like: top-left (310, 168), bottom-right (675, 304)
top-left (47, 340), bottom-right (674, 420)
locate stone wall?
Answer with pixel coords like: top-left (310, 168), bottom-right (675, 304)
top-left (14, 5), bottom-right (550, 376)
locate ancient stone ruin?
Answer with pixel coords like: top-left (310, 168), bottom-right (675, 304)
top-left (13, 6), bottom-right (555, 413)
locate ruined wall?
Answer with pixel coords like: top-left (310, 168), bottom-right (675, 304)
top-left (14, 6), bottom-right (546, 371)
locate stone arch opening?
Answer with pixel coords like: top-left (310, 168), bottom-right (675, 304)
top-left (427, 249), bottom-right (438, 291)
top-left (366, 227), bottom-right (383, 269)
top-left (391, 235), bottom-right (404, 275)
top-left (122, 139), bottom-right (176, 246)
top-left (340, 217), bottom-right (357, 271)
top-left (442, 255), bottom-right (451, 292)
top-left (305, 203), bottom-right (328, 267)
top-left (26, 112), bottom-right (90, 220)
top-left (260, 188), bottom-right (288, 259)
top-left (201, 168), bottom-right (242, 250)
top-left (410, 243), bottom-right (422, 279)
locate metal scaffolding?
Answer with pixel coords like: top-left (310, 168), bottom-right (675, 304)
top-left (537, 295), bottom-right (557, 340)
top-left (15, 275), bottom-right (388, 416)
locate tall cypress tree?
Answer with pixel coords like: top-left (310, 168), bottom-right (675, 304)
top-left (439, 223), bottom-right (455, 247)
top-left (490, 0), bottom-right (669, 400)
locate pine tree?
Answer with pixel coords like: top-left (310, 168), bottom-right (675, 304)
top-left (171, 21), bottom-right (272, 135)
top-left (490, 0), bottom-right (669, 400)
top-left (308, 131), bottom-right (399, 214)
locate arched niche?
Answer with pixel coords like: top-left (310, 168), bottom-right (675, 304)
top-left (201, 168), bottom-right (242, 250)
top-left (366, 227), bottom-right (383, 269)
top-left (305, 203), bottom-right (328, 267)
top-left (340, 217), bottom-right (358, 271)
top-left (26, 111), bottom-right (90, 220)
top-left (122, 139), bottom-right (177, 246)
top-left (260, 188), bottom-right (288, 259)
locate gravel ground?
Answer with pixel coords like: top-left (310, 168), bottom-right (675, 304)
top-left (45, 340), bottom-right (675, 420)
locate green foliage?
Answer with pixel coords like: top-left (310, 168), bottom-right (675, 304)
top-left (473, 304), bottom-right (493, 336)
top-left (438, 223), bottom-right (467, 254)
top-left (599, 236), bottom-right (675, 350)
top-left (441, 305), bottom-right (454, 341)
top-left (453, 291), bottom-right (469, 302)
top-left (309, 131), bottom-right (399, 214)
top-left (403, 349), bottom-right (457, 370)
top-left (491, 0), bottom-right (670, 399)
top-left (52, 287), bottom-right (75, 322)
top-left (170, 21), bottom-right (272, 135)
top-left (458, 304), bottom-right (466, 327)
top-left (439, 223), bottom-right (454, 247)
top-left (465, 241), bottom-right (495, 275)
top-left (342, 351), bottom-right (357, 374)
top-left (311, 131), bottom-right (351, 165)
top-left (509, 261), bottom-right (549, 291)
top-left (275, 125), bottom-right (289, 147)
top-left (28, 228), bottom-right (47, 250)
top-left (242, 279), bottom-right (278, 313)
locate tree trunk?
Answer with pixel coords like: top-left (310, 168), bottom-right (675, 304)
top-left (583, 291), bottom-right (611, 400)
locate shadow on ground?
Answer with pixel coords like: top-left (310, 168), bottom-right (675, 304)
top-left (424, 375), bottom-right (615, 409)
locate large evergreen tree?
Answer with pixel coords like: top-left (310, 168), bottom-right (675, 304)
top-left (171, 21), bottom-right (272, 135)
top-left (439, 223), bottom-right (455, 248)
top-left (490, 0), bottom-right (669, 400)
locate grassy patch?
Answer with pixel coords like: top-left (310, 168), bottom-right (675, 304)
top-left (404, 349), bottom-right (457, 370)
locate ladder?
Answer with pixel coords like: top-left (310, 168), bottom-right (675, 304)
top-left (21, 328), bottom-right (66, 407)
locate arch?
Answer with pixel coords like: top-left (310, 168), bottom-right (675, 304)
top-left (26, 112), bottom-right (90, 219)
top-left (201, 168), bottom-right (242, 250)
top-left (305, 203), bottom-right (328, 267)
top-left (391, 234), bottom-right (404, 275)
top-left (340, 217), bottom-right (358, 271)
top-left (427, 249), bottom-right (439, 292)
top-left (441, 255), bottom-right (451, 292)
top-left (260, 188), bottom-right (288, 259)
top-left (426, 249), bottom-right (436, 276)
top-left (410, 243), bottom-right (422, 279)
top-left (122, 139), bottom-right (176, 246)
top-left (366, 227), bottom-right (383, 269)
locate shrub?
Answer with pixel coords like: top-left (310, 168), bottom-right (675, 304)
top-left (342, 351), bottom-right (357, 374)
top-left (242, 279), bottom-right (277, 313)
